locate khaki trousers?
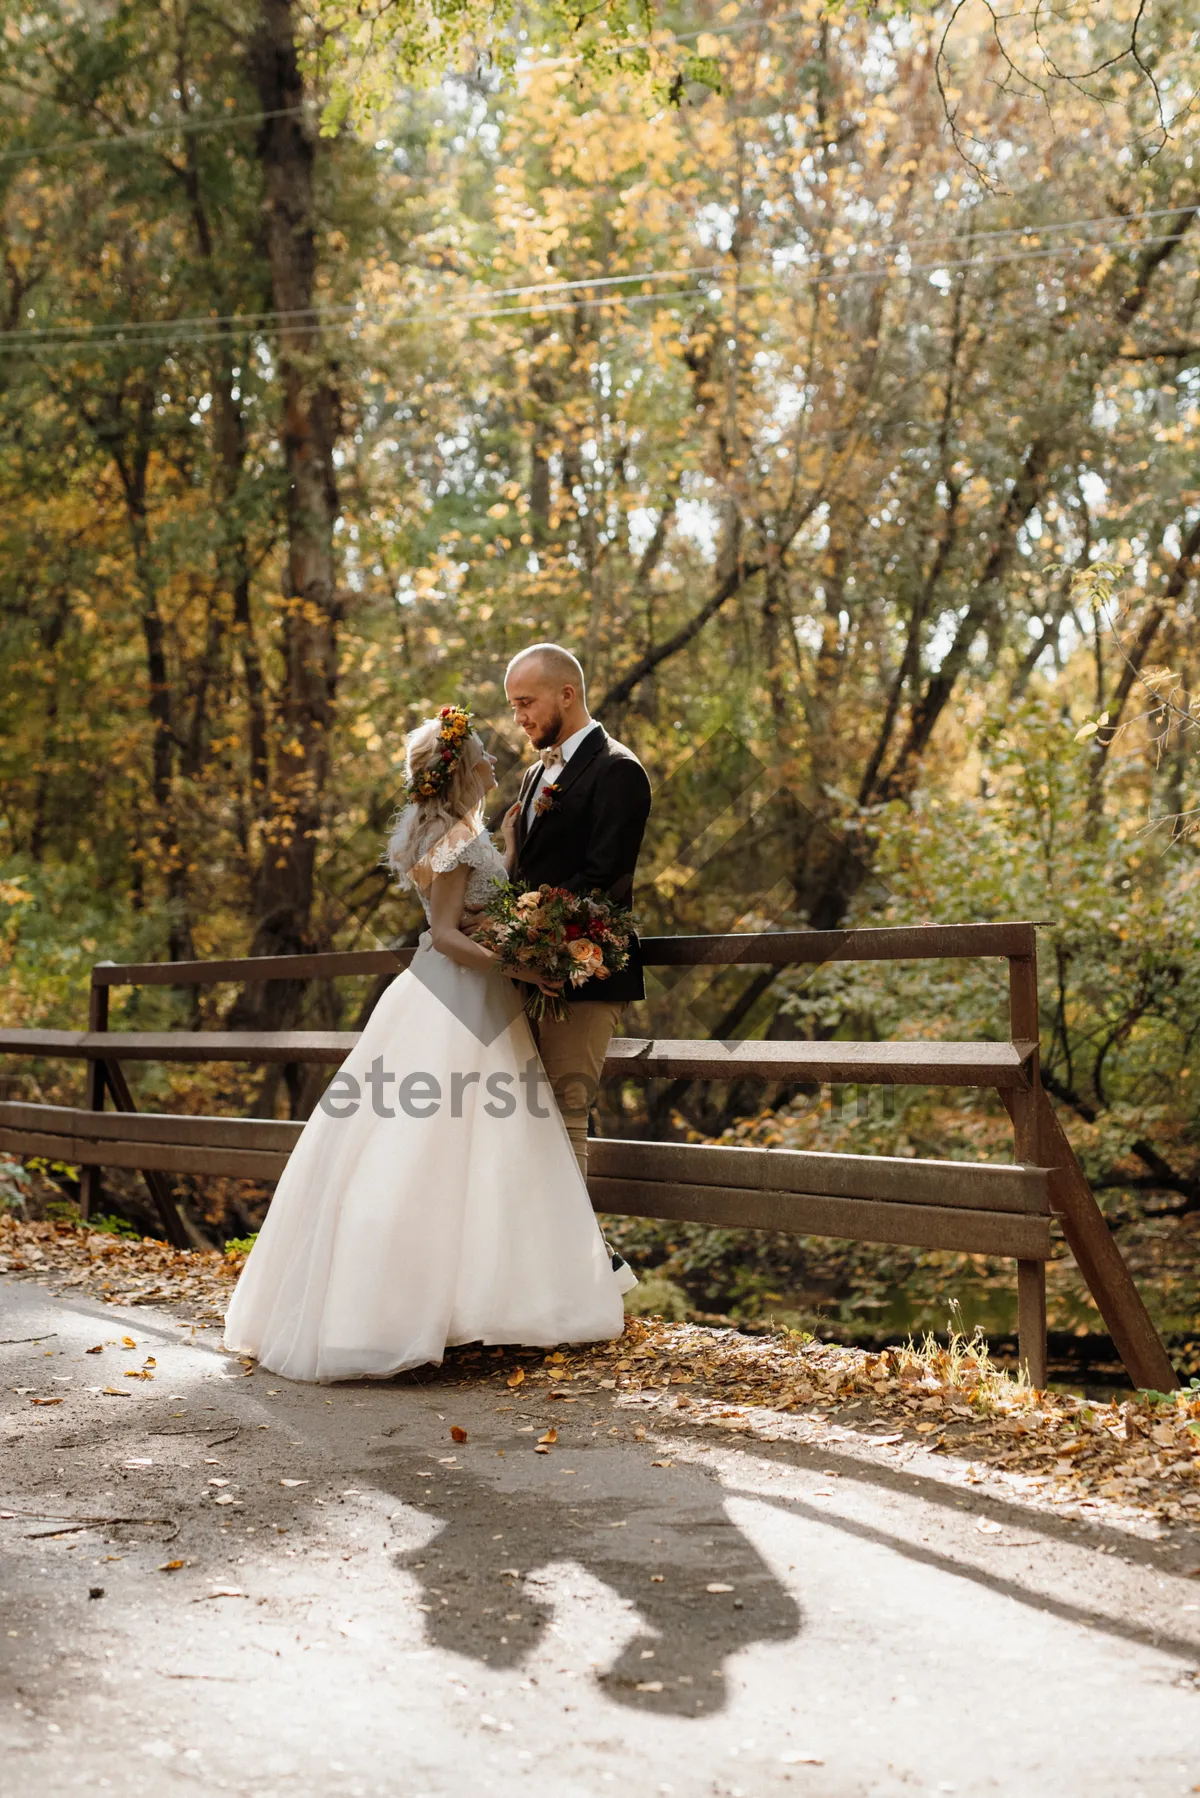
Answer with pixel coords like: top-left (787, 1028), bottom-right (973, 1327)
top-left (531, 1000), bottom-right (624, 1182)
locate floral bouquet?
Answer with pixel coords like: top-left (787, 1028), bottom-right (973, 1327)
top-left (476, 882), bottom-right (633, 1022)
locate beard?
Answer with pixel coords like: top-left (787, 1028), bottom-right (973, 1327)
top-left (531, 709), bottom-right (564, 749)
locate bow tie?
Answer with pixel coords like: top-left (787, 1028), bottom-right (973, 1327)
top-left (538, 747), bottom-right (563, 769)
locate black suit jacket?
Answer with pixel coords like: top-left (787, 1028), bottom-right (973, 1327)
top-left (512, 723), bottom-right (652, 1004)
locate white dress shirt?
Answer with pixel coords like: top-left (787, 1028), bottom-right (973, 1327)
top-left (523, 721), bottom-right (600, 827)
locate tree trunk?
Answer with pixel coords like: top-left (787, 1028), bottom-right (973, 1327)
top-left (107, 381), bottom-right (195, 964)
top-left (1085, 511), bottom-right (1200, 812)
top-left (239, 0), bottom-right (342, 1039)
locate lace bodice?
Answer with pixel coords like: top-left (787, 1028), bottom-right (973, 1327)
top-left (414, 828), bottom-right (508, 921)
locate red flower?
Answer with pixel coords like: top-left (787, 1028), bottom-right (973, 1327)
top-left (565, 924), bottom-right (583, 939)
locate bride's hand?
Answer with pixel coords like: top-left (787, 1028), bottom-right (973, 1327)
top-left (504, 967), bottom-right (563, 996)
top-left (500, 801), bottom-right (521, 853)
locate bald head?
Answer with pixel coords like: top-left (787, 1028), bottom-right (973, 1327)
top-left (504, 642), bottom-right (591, 751)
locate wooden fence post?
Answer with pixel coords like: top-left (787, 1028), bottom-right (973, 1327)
top-left (1007, 947), bottom-right (1048, 1387)
top-left (77, 967), bottom-right (110, 1222)
top-left (1005, 936), bottom-right (1176, 1393)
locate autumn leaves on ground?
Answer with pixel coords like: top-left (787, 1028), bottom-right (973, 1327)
top-left (5, 1212), bottom-right (1198, 1540)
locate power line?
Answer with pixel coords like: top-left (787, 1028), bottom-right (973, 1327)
top-left (0, 106), bottom-right (307, 169)
top-left (0, 283), bottom-right (718, 359)
top-left (0, 264), bottom-right (720, 346)
top-left (0, 202), bottom-right (1186, 348)
top-left (0, 226), bottom-right (1188, 360)
top-left (808, 203), bottom-right (1199, 253)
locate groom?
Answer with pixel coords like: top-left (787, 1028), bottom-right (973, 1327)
top-left (502, 643), bottom-right (653, 1182)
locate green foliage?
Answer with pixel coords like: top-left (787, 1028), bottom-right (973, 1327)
top-left (623, 1270), bottom-right (693, 1319)
top-left (89, 1213), bottom-right (142, 1240)
top-left (0, 1153), bottom-right (31, 1213)
top-left (224, 1234), bottom-right (259, 1259)
top-left (43, 1197), bottom-right (82, 1224)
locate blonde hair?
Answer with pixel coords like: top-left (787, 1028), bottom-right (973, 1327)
top-left (385, 717), bottom-right (490, 888)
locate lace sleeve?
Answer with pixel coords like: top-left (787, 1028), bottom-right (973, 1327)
top-left (428, 827), bottom-right (494, 876)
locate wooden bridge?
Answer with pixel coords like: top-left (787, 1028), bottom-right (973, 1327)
top-left (0, 920), bottom-right (1178, 1393)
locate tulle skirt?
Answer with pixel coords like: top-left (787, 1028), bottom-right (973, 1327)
top-left (223, 936), bottom-right (627, 1382)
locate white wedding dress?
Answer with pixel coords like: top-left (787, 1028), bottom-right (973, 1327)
top-left (223, 826), bottom-right (630, 1382)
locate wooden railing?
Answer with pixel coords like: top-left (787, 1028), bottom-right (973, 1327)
top-left (0, 922), bottom-right (1178, 1392)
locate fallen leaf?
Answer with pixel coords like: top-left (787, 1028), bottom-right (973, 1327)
top-left (30, 1397), bottom-right (64, 1406)
top-left (207, 1478), bottom-right (230, 1487)
top-left (650, 1460), bottom-right (673, 1468)
top-left (195, 1588), bottom-right (245, 1601)
top-left (506, 1369), bottom-right (525, 1388)
top-left (124, 1370), bottom-right (154, 1381)
top-left (706, 1583), bottom-right (734, 1593)
top-left (213, 1495), bottom-right (237, 1507)
top-left (450, 1426), bottom-right (468, 1444)
top-left (279, 1479), bottom-right (308, 1488)
top-left (781, 1752), bottom-right (824, 1766)
top-left (649, 1574), bottom-right (665, 1583)
top-left (537, 1429), bottom-right (557, 1445)
top-left (101, 1388), bottom-right (131, 1398)
top-left (636, 1680), bottom-right (664, 1693)
top-left (85, 1345), bottom-right (103, 1356)
top-left (143, 1357), bottom-right (156, 1368)
top-left (124, 1458), bottom-right (153, 1468)
top-left (976, 1519), bottom-right (1004, 1534)
top-left (158, 1560), bottom-right (185, 1573)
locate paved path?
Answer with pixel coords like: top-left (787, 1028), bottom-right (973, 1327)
top-left (2, 1278), bottom-right (1199, 1798)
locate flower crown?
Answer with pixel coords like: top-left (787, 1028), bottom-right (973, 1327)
top-left (406, 705), bottom-right (475, 803)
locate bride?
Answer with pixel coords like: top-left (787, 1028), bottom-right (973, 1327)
top-left (223, 705), bottom-right (633, 1383)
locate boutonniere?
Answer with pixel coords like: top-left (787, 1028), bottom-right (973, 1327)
top-left (533, 781), bottom-right (561, 818)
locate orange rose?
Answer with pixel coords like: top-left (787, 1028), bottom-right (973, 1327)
top-left (568, 940), bottom-right (604, 975)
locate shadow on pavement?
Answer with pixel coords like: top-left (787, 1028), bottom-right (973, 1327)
top-left (365, 1436), bottom-right (802, 1715)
